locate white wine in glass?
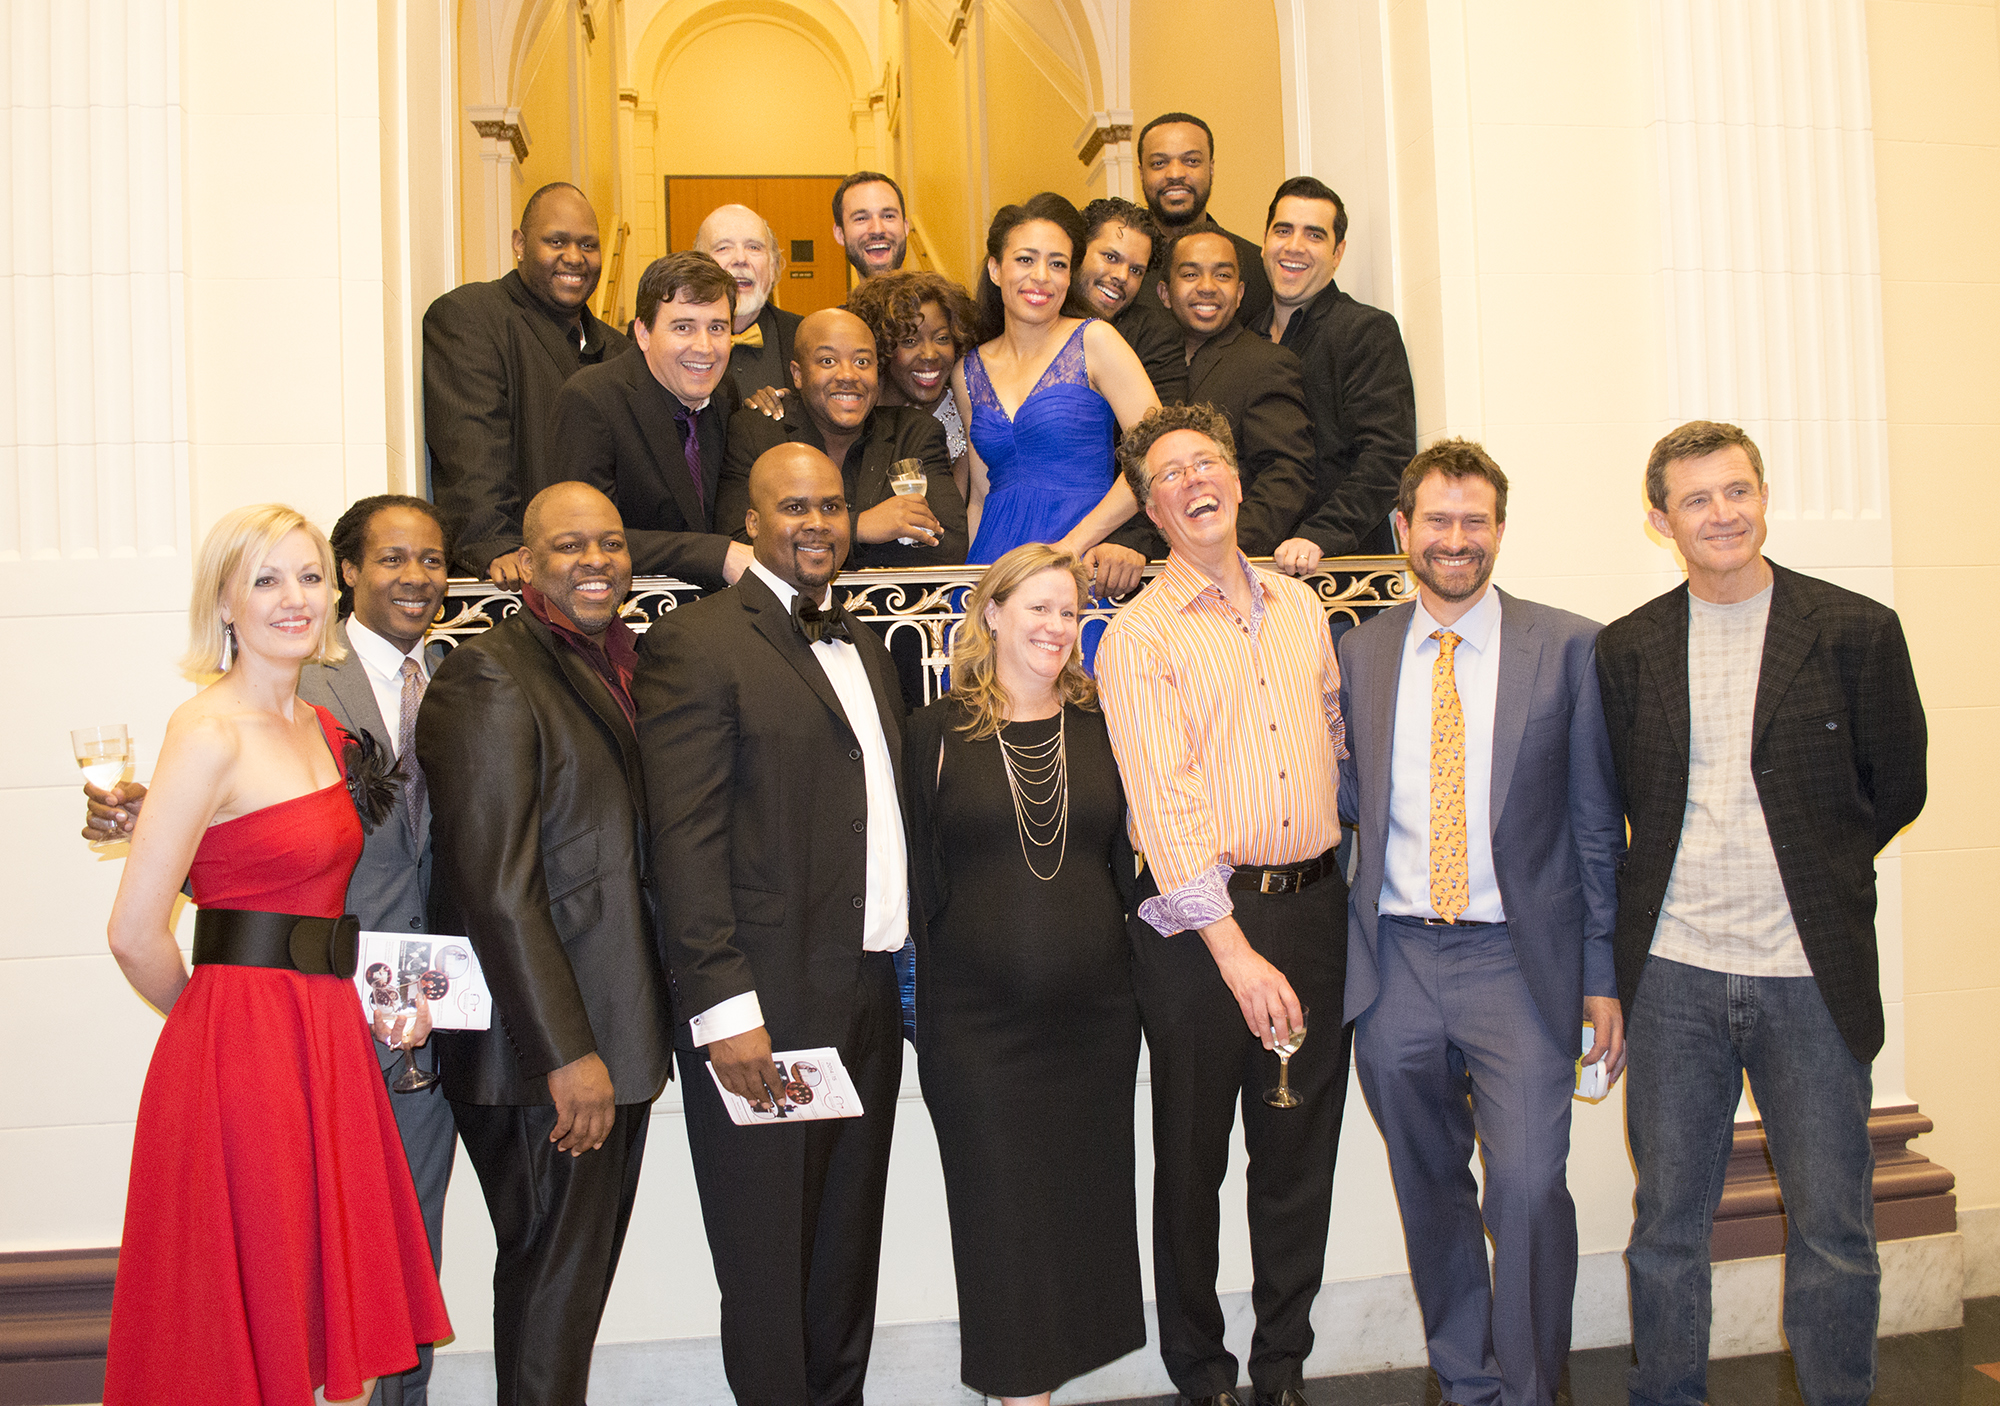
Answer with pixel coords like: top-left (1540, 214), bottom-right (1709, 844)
top-left (72, 724), bottom-right (132, 791)
top-left (1263, 1008), bottom-right (1309, 1109)
top-left (888, 457), bottom-right (927, 544)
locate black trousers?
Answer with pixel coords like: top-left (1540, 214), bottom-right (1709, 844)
top-left (1131, 869), bottom-right (1352, 1400)
top-left (450, 1098), bottom-right (651, 1406)
top-left (678, 951), bottom-right (903, 1406)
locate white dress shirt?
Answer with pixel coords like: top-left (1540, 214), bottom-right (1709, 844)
top-left (1379, 585), bottom-right (1506, 923)
top-left (343, 616), bottom-right (429, 760)
top-left (689, 561), bottom-right (912, 1047)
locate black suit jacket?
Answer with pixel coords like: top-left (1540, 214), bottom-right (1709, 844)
top-left (1253, 277), bottom-right (1415, 557)
top-left (1118, 323), bottom-right (1317, 561)
top-left (550, 347), bottom-right (741, 585)
top-left (1111, 298), bottom-right (1188, 407)
top-left (1139, 214), bottom-right (1273, 330)
top-left (416, 611), bottom-right (673, 1106)
top-left (636, 570), bottom-right (921, 1050)
top-left (1595, 561), bottom-right (1927, 1061)
top-left (714, 400), bottom-right (969, 569)
top-left (423, 270), bottom-right (629, 575)
top-left (726, 302), bottom-right (805, 398)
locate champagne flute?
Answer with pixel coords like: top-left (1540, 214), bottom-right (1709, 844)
top-left (888, 457), bottom-right (928, 545)
top-left (1263, 1007), bottom-right (1309, 1109)
top-left (73, 724), bottom-right (133, 848)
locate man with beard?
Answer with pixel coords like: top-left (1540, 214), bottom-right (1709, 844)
top-left (833, 170), bottom-right (909, 283)
top-left (1077, 197), bottom-right (1187, 405)
top-left (696, 203), bottom-right (804, 397)
top-left (638, 444), bottom-right (915, 1406)
top-left (417, 482), bottom-right (673, 1406)
top-left (1099, 404), bottom-right (1351, 1406)
top-left (1257, 177), bottom-right (1416, 572)
top-left (714, 307), bottom-right (967, 569)
top-left (425, 182), bottom-right (629, 584)
top-left (551, 251), bottom-right (753, 587)
top-left (1133, 113), bottom-right (1273, 329)
top-left (1335, 440), bottom-right (1624, 1406)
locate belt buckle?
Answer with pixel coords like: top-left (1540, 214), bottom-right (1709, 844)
top-left (1259, 869), bottom-right (1293, 895)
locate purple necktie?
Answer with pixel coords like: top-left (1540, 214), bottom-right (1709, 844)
top-left (674, 405), bottom-right (705, 510)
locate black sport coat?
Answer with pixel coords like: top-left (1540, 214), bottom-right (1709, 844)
top-left (1251, 277), bottom-right (1415, 557)
top-left (416, 611), bottom-right (673, 1106)
top-left (1595, 560), bottom-right (1928, 1061)
top-left (726, 302), bottom-right (806, 399)
top-left (1110, 297), bottom-right (1189, 407)
top-left (637, 569), bottom-right (922, 1050)
top-left (550, 346), bottom-right (742, 585)
top-left (714, 400), bottom-right (969, 569)
top-left (423, 270), bottom-right (629, 576)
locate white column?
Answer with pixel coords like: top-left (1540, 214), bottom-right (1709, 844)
top-left (1652, 0), bottom-right (1892, 566)
top-left (1073, 109), bottom-right (1135, 202)
top-left (465, 104), bottom-right (528, 282)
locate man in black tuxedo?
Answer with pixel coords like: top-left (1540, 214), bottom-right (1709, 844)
top-left (696, 203), bottom-right (804, 398)
top-left (551, 251), bottom-right (752, 586)
top-left (1597, 421), bottom-right (1926, 1406)
top-left (1134, 112), bottom-right (1274, 329)
top-left (424, 182), bottom-right (629, 584)
top-left (638, 443), bottom-right (915, 1406)
top-left (1130, 228), bottom-right (1315, 559)
top-left (1252, 177), bottom-right (1416, 575)
top-left (418, 482), bottom-right (673, 1406)
top-left (1077, 197), bottom-right (1187, 406)
top-left (714, 307), bottom-right (968, 569)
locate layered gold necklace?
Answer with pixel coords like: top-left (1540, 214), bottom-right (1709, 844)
top-left (996, 708), bottom-right (1069, 881)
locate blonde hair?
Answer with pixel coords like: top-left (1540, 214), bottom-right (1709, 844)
top-left (948, 544), bottom-right (1098, 740)
top-left (182, 504), bottom-right (346, 679)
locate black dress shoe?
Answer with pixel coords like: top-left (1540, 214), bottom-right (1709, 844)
top-left (1180, 1393), bottom-right (1245, 1406)
top-left (1254, 1390), bottom-right (1309, 1406)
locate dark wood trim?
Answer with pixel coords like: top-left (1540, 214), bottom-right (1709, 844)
top-left (1711, 1103), bottom-right (1956, 1262)
top-left (0, 1247), bottom-right (115, 1406)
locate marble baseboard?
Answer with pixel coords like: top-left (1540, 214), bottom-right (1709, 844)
top-left (1961, 1203), bottom-right (2000, 1298)
top-left (427, 1232), bottom-right (1969, 1404)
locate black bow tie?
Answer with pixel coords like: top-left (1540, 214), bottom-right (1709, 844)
top-left (793, 593), bottom-right (850, 645)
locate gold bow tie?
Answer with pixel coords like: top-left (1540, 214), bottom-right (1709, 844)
top-left (731, 324), bottom-right (764, 349)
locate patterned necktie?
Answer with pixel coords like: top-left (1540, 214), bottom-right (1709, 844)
top-left (674, 405), bottom-right (706, 510)
top-left (398, 655), bottom-right (428, 846)
top-left (1429, 629), bottom-right (1468, 923)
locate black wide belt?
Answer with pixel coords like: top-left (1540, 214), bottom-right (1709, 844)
top-left (1228, 848), bottom-right (1338, 896)
top-left (192, 908), bottom-right (361, 979)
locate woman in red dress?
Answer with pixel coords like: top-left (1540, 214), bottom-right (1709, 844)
top-left (104, 504), bottom-right (450, 1405)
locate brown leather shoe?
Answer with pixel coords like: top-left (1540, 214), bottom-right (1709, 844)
top-left (1254, 1390), bottom-right (1309, 1406)
top-left (1180, 1393), bottom-right (1245, 1406)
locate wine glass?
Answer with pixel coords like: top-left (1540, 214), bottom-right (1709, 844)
top-left (73, 724), bottom-right (133, 848)
top-left (387, 981), bottom-right (440, 1093)
top-left (1263, 1007), bottom-right (1309, 1109)
top-left (888, 457), bottom-right (927, 544)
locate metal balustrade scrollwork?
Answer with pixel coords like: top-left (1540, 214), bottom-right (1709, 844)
top-left (434, 556), bottom-right (1414, 704)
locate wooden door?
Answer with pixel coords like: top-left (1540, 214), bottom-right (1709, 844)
top-left (665, 175), bottom-right (849, 316)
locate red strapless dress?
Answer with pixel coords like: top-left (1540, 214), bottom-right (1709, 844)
top-left (104, 706), bottom-right (451, 1404)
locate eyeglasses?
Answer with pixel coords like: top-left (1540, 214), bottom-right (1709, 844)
top-left (1151, 457), bottom-right (1230, 490)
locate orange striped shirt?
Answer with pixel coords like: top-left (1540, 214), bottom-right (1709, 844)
top-left (1099, 552), bottom-right (1347, 936)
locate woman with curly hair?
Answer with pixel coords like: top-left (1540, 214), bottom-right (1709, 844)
top-left (847, 270), bottom-right (981, 502)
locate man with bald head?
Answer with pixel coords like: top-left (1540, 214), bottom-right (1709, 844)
top-left (418, 481), bottom-right (672, 1405)
top-left (696, 203), bottom-right (805, 397)
top-left (717, 307), bottom-right (968, 569)
top-left (425, 182), bottom-right (630, 583)
top-left (639, 444), bottom-right (916, 1406)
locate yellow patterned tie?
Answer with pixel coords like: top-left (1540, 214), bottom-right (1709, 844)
top-left (1429, 630), bottom-right (1468, 922)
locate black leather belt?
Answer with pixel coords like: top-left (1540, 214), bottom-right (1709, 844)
top-left (192, 908), bottom-right (362, 978)
top-left (1228, 848), bottom-right (1338, 896)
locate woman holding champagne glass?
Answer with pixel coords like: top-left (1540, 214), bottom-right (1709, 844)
top-left (905, 544), bottom-right (1145, 1405)
top-left (102, 505), bottom-right (448, 1404)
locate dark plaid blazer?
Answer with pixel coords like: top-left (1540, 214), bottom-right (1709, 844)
top-left (1595, 561), bottom-right (1927, 1060)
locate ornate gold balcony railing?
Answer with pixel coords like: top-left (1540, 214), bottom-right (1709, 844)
top-left (435, 556), bottom-right (1414, 704)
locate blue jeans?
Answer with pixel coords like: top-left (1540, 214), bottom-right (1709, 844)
top-left (1624, 957), bottom-right (1877, 1406)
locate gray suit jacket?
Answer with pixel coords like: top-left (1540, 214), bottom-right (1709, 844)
top-left (298, 619), bottom-right (436, 935)
top-left (1337, 589), bottom-right (1624, 1044)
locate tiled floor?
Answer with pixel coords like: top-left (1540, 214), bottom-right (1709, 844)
top-left (1087, 1296), bottom-right (2000, 1405)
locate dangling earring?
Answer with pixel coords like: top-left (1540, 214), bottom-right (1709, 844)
top-left (219, 621), bottom-right (236, 672)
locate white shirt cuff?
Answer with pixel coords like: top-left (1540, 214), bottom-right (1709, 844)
top-left (689, 991), bottom-right (764, 1047)
top-left (1137, 861), bottom-right (1236, 938)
